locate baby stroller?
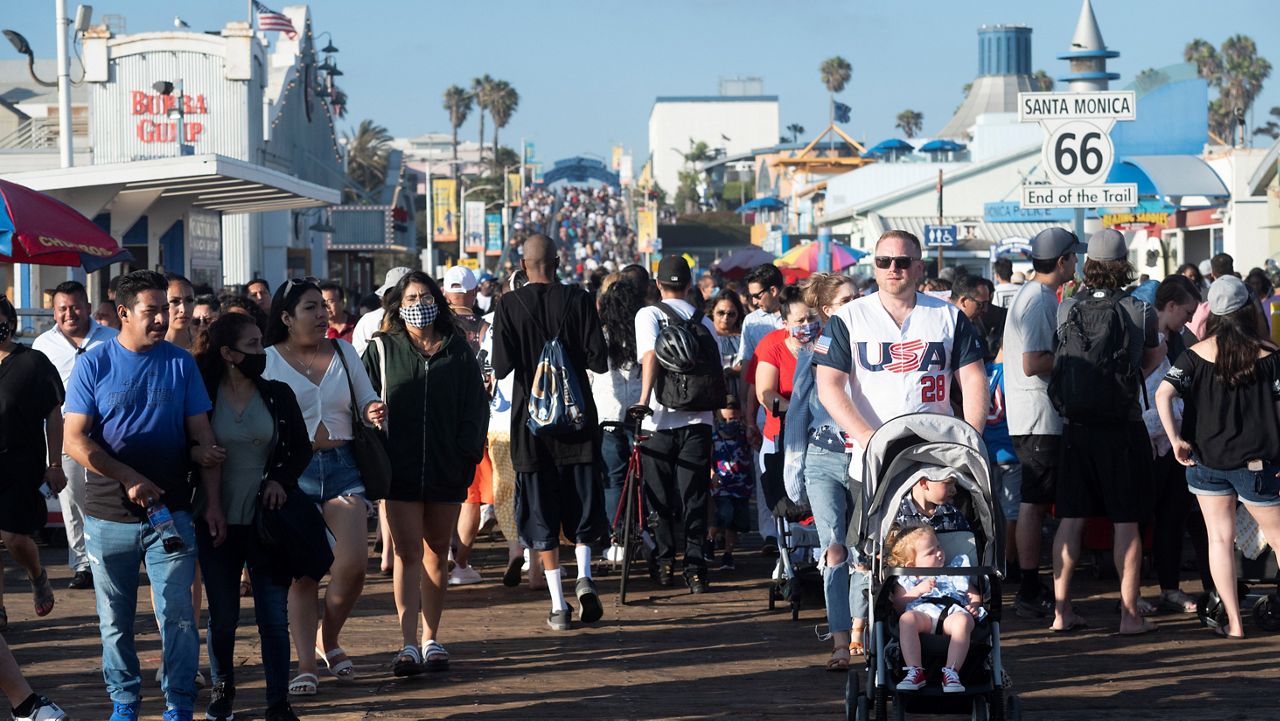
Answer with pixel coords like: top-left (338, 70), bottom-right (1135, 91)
top-left (846, 414), bottom-right (1021, 721)
top-left (1198, 503), bottom-right (1280, 633)
top-left (761, 403), bottom-right (823, 620)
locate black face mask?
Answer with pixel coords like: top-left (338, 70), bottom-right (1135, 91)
top-left (0, 321), bottom-right (10, 344)
top-left (234, 351), bottom-right (267, 379)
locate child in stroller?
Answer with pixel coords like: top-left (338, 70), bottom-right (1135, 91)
top-left (887, 526), bottom-right (986, 693)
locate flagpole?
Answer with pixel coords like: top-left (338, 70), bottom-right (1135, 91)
top-left (248, 0), bottom-right (255, 31)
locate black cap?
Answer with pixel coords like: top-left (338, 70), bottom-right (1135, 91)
top-left (657, 255), bottom-right (692, 286)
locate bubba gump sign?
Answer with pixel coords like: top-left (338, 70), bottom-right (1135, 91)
top-left (132, 91), bottom-right (208, 143)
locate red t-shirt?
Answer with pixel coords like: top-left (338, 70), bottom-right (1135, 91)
top-left (748, 328), bottom-right (797, 442)
top-left (325, 319), bottom-right (356, 342)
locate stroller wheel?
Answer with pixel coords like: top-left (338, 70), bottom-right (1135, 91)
top-left (970, 695), bottom-right (989, 721)
top-left (1253, 593), bottom-right (1280, 632)
top-left (873, 686), bottom-right (888, 721)
top-left (1007, 694), bottom-right (1023, 721)
top-left (845, 670), bottom-right (860, 721)
top-left (768, 584), bottom-right (779, 610)
top-left (989, 689), bottom-right (1005, 721)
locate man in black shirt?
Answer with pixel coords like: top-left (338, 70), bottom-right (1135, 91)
top-left (492, 235), bottom-right (609, 630)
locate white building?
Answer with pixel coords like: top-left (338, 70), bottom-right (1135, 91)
top-left (648, 93), bottom-right (779, 198)
top-left (392, 133), bottom-right (487, 193)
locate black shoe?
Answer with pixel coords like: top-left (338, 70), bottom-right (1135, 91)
top-left (686, 569), bottom-right (709, 594)
top-left (655, 561), bottom-right (675, 587)
top-left (576, 578), bottom-right (603, 624)
top-left (1004, 565), bottom-right (1022, 584)
top-left (264, 701), bottom-right (299, 721)
top-left (206, 681), bottom-right (235, 721)
top-left (547, 606), bottom-right (574, 631)
top-left (502, 555), bottom-right (523, 588)
top-left (68, 570), bottom-right (93, 590)
top-left (718, 553), bottom-right (736, 571)
top-left (1014, 589), bottom-right (1054, 619)
top-left (761, 538), bottom-right (779, 556)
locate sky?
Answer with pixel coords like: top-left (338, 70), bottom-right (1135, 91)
top-left (4, 0), bottom-right (1279, 165)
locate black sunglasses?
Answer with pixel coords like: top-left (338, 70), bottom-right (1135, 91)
top-left (748, 288), bottom-right (774, 301)
top-left (874, 256), bottom-right (918, 270)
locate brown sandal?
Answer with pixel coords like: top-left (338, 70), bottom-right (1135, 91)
top-left (826, 648), bottom-right (851, 672)
top-left (31, 569), bottom-right (54, 617)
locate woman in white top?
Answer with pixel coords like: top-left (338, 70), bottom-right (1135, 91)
top-left (262, 279), bottom-right (385, 697)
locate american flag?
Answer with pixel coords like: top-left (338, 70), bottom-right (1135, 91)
top-left (253, 1), bottom-right (297, 39)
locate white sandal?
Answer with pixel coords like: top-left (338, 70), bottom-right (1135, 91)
top-left (316, 646), bottom-right (357, 683)
top-left (288, 672), bottom-right (318, 696)
top-left (421, 640), bottom-right (449, 672)
top-left (392, 645), bottom-right (425, 678)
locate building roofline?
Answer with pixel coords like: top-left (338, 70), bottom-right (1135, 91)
top-left (653, 95), bottom-right (778, 104)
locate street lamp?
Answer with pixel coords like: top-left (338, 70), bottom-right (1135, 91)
top-left (152, 80), bottom-right (191, 156)
top-left (2, 30), bottom-right (56, 86)
top-left (316, 31), bottom-right (338, 55)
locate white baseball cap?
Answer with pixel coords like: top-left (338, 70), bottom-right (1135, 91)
top-left (376, 267), bottom-right (412, 297)
top-left (443, 265), bottom-right (478, 293)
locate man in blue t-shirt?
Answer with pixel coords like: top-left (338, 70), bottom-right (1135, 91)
top-left (64, 270), bottom-right (225, 721)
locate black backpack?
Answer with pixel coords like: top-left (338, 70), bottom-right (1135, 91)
top-left (654, 303), bottom-right (727, 412)
top-left (1048, 287), bottom-right (1144, 422)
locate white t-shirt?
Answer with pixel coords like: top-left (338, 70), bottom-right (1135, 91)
top-left (478, 312), bottom-right (514, 435)
top-left (813, 292), bottom-right (985, 471)
top-left (735, 308), bottom-right (784, 367)
top-left (634, 298), bottom-right (719, 432)
top-left (1002, 280), bottom-right (1062, 436)
top-left (31, 320), bottom-right (118, 389)
top-left (993, 282), bottom-right (1020, 309)
top-left (350, 308), bottom-right (384, 357)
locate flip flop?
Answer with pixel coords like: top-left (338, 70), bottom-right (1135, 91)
top-left (1049, 616), bottom-right (1089, 633)
top-left (1117, 619), bottom-right (1158, 636)
top-left (30, 569), bottom-right (54, 617)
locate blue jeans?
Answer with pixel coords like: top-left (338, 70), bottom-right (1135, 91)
top-left (600, 426), bottom-right (632, 534)
top-left (804, 444), bottom-right (869, 634)
top-left (197, 522), bottom-right (291, 705)
top-left (298, 445), bottom-right (365, 503)
top-left (85, 512), bottom-right (199, 712)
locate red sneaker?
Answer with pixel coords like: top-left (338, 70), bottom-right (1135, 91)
top-left (896, 665), bottom-right (927, 691)
top-left (942, 666), bottom-right (965, 693)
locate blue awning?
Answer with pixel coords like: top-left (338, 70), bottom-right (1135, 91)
top-left (1106, 155), bottom-right (1229, 206)
top-left (736, 196), bottom-right (787, 213)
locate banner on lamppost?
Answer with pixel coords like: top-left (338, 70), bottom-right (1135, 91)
top-left (486, 212), bottom-right (503, 256)
top-left (464, 200), bottom-right (486, 254)
top-left (619, 155), bottom-right (633, 186)
top-left (432, 178), bottom-right (457, 242)
top-left (611, 145), bottom-right (623, 170)
top-left (636, 209), bottom-right (657, 253)
top-left (506, 173), bottom-right (523, 207)
top-left (523, 141), bottom-right (535, 163)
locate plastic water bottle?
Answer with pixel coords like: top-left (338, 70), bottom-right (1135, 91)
top-left (146, 504), bottom-right (185, 553)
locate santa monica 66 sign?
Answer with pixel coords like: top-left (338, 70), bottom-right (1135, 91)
top-left (1018, 91), bottom-right (1138, 209)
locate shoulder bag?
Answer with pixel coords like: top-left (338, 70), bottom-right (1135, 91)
top-left (332, 339), bottom-right (392, 500)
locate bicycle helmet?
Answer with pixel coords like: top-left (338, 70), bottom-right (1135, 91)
top-left (655, 323), bottom-right (699, 373)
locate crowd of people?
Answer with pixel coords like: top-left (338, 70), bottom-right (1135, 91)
top-left (3, 221), bottom-right (1280, 718)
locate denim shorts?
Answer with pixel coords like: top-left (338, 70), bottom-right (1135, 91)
top-left (712, 496), bottom-right (750, 533)
top-left (1186, 460), bottom-right (1280, 507)
top-left (995, 461), bottom-right (1022, 522)
top-left (297, 445), bottom-right (366, 504)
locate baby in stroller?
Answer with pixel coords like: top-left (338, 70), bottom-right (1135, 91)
top-left (888, 526), bottom-right (986, 693)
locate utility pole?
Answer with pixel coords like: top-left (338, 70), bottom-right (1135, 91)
top-left (936, 169), bottom-right (945, 273)
top-left (55, 0), bottom-right (73, 168)
top-left (424, 164), bottom-right (435, 275)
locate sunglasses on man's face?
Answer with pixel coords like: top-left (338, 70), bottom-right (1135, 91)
top-left (874, 256), bottom-right (918, 270)
top-left (748, 288), bottom-right (773, 301)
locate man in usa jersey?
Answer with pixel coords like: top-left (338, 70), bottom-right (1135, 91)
top-left (814, 230), bottom-right (988, 477)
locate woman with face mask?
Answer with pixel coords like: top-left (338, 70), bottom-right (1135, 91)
top-left (750, 285), bottom-right (819, 448)
top-left (193, 313), bottom-right (312, 721)
top-left (361, 271), bottom-right (488, 677)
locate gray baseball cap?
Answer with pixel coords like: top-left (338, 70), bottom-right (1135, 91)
top-left (1087, 229), bottom-right (1129, 262)
top-left (376, 266), bottom-right (413, 296)
top-left (1030, 227), bottom-right (1085, 260)
top-left (1208, 275), bottom-right (1251, 316)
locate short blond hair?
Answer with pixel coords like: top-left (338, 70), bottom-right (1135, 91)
top-left (886, 525), bottom-right (935, 567)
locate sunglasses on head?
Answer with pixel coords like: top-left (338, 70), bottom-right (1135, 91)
top-left (874, 256), bottom-right (918, 270)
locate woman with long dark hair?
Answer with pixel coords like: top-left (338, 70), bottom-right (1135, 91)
top-left (362, 271), bottom-right (488, 676)
top-left (193, 313), bottom-right (311, 721)
top-left (707, 289), bottom-right (746, 403)
top-left (1157, 276), bottom-right (1280, 639)
top-left (262, 279), bottom-right (385, 695)
top-left (590, 275), bottom-right (645, 554)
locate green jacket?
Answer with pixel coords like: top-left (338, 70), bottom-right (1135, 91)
top-left (362, 331), bottom-right (488, 503)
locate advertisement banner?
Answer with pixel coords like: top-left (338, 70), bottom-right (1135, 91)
top-left (611, 144), bottom-right (623, 170)
top-left (464, 200), bottom-right (486, 254)
top-left (486, 213), bottom-right (503, 256)
top-left (432, 178), bottom-right (457, 242)
top-left (636, 209), bottom-right (657, 254)
top-left (506, 173), bottom-right (523, 207)
top-left (530, 162), bottom-right (543, 183)
top-left (523, 141), bottom-right (535, 163)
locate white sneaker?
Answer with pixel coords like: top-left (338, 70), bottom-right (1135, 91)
top-left (448, 565), bottom-right (483, 585)
top-left (604, 544), bottom-right (625, 563)
top-left (521, 548), bottom-right (531, 572)
top-left (14, 696), bottom-right (66, 721)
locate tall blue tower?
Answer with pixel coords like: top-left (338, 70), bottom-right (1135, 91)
top-left (979, 25), bottom-right (1032, 77)
top-left (1057, 0), bottom-right (1119, 91)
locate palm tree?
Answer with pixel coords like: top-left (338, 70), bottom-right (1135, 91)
top-left (1186, 36), bottom-right (1272, 142)
top-left (471, 74), bottom-right (496, 162)
top-left (820, 56), bottom-right (852, 129)
top-left (895, 110), bottom-right (923, 139)
top-left (786, 123), bottom-right (805, 143)
top-left (1031, 69), bottom-right (1054, 92)
top-left (343, 119), bottom-right (392, 202)
top-left (1254, 106), bottom-right (1280, 139)
top-left (489, 81), bottom-right (519, 172)
top-left (443, 85), bottom-right (472, 162)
